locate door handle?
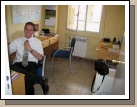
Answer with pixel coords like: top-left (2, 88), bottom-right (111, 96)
top-left (112, 60), bottom-right (120, 64)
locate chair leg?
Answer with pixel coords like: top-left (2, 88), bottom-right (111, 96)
top-left (69, 57), bottom-right (72, 73)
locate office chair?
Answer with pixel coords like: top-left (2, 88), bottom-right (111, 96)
top-left (35, 55), bottom-right (48, 95)
top-left (50, 37), bottom-right (76, 73)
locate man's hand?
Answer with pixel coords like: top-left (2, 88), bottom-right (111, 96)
top-left (24, 40), bottom-right (32, 51)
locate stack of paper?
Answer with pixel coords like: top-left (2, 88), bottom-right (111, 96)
top-left (113, 44), bottom-right (119, 49)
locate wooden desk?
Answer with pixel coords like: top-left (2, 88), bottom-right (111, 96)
top-left (96, 40), bottom-right (120, 60)
top-left (36, 34), bottom-right (59, 48)
top-left (92, 40), bottom-right (120, 93)
top-left (11, 71), bottom-right (25, 95)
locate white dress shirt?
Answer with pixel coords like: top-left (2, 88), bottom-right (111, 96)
top-left (9, 36), bottom-right (44, 64)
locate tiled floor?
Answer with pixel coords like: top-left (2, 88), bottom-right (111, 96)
top-left (34, 58), bottom-right (96, 95)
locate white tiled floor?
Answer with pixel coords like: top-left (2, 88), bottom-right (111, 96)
top-left (34, 58), bottom-right (96, 95)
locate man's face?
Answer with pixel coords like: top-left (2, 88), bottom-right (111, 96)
top-left (24, 24), bottom-right (34, 39)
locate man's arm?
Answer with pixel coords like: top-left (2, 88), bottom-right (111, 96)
top-left (24, 41), bottom-right (43, 61)
top-left (29, 49), bottom-right (43, 61)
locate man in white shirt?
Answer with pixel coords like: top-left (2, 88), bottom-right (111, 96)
top-left (9, 22), bottom-right (49, 95)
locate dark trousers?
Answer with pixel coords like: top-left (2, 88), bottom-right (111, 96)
top-left (10, 62), bottom-right (43, 95)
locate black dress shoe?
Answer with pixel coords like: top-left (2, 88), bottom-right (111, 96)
top-left (39, 77), bottom-right (49, 95)
top-left (42, 83), bottom-right (49, 95)
top-left (43, 76), bottom-right (48, 84)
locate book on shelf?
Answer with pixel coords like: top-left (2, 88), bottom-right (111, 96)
top-left (106, 60), bottom-right (117, 69)
top-left (10, 71), bottom-right (21, 82)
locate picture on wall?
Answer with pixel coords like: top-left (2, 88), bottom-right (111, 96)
top-left (45, 5), bottom-right (56, 26)
top-left (34, 24), bottom-right (39, 31)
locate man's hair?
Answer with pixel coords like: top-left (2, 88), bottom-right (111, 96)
top-left (24, 22), bottom-right (35, 31)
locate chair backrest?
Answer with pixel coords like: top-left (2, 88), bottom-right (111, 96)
top-left (70, 37), bottom-right (76, 55)
top-left (70, 37), bottom-right (76, 47)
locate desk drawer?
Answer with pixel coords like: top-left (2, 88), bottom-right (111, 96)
top-left (98, 51), bottom-right (119, 60)
top-left (106, 53), bottom-right (119, 60)
top-left (98, 51), bottom-right (107, 60)
top-left (42, 40), bottom-right (49, 48)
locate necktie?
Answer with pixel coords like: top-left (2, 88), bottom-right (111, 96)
top-left (22, 40), bottom-right (29, 67)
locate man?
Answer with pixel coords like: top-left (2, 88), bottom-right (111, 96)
top-left (9, 22), bottom-right (49, 95)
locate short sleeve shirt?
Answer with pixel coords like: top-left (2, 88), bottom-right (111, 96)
top-left (9, 36), bottom-right (43, 63)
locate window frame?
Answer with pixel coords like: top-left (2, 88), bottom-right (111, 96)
top-left (66, 5), bottom-right (103, 33)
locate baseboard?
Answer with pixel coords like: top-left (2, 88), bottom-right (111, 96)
top-left (72, 56), bottom-right (95, 62)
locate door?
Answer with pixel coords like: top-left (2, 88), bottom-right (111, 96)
top-left (5, 64), bottom-right (12, 95)
top-left (5, 16), bottom-right (12, 95)
top-left (111, 34), bottom-right (125, 95)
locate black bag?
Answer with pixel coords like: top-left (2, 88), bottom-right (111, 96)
top-left (91, 59), bottom-right (109, 93)
top-left (94, 59), bottom-right (109, 75)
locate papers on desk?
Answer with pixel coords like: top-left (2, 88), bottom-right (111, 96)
top-left (108, 48), bottom-right (120, 54)
top-left (40, 35), bottom-right (46, 38)
top-left (108, 44), bottom-right (120, 54)
top-left (11, 71), bottom-right (21, 82)
top-left (46, 33), bottom-right (55, 36)
top-left (113, 44), bottom-right (119, 49)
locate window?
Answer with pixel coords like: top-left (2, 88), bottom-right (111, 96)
top-left (67, 5), bottom-right (103, 33)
